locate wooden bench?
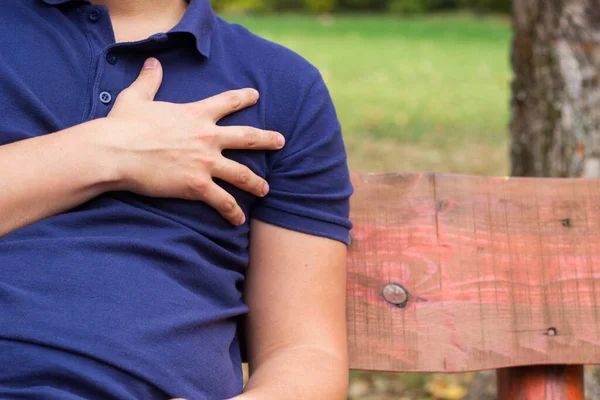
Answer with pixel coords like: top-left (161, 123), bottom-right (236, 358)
top-left (346, 172), bottom-right (600, 399)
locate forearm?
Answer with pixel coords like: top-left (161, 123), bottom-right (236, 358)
top-left (0, 118), bottom-right (120, 237)
top-left (233, 345), bottom-right (348, 400)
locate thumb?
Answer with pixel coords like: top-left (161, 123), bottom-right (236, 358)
top-left (128, 57), bottom-right (163, 101)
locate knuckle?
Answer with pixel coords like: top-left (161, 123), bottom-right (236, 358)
top-left (183, 175), bottom-right (207, 200)
top-left (245, 129), bottom-right (259, 147)
top-left (201, 155), bottom-right (217, 170)
top-left (237, 168), bottom-right (251, 185)
top-left (197, 129), bottom-right (217, 143)
top-left (221, 197), bottom-right (237, 214)
top-left (227, 93), bottom-right (242, 110)
top-left (190, 176), bottom-right (209, 193)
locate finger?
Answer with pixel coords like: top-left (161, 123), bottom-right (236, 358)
top-left (196, 89), bottom-right (259, 122)
top-left (216, 126), bottom-right (285, 151)
top-left (212, 159), bottom-right (269, 198)
top-left (127, 58), bottom-right (163, 101)
top-left (198, 183), bottom-right (246, 226)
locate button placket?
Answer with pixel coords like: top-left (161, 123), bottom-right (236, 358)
top-left (79, 5), bottom-right (123, 119)
top-left (95, 47), bottom-right (126, 114)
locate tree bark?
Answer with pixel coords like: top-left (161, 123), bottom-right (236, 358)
top-left (508, 0), bottom-right (600, 397)
top-left (511, 0), bottom-right (600, 178)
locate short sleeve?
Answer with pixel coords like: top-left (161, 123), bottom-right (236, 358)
top-left (251, 72), bottom-right (353, 245)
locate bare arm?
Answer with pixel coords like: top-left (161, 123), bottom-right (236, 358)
top-left (0, 119), bottom-right (121, 237)
top-left (232, 220), bottom-right (349, 400)
top-left (0, 58), bottom-right (284, 238)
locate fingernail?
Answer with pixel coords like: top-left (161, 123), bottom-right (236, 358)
top-left (278, 134), bottom-right (285, 147)
top-left (239, 214), bottom-right (246, 225)
top-left (262, 182), bottom-right (270, 196)
top-left (143, 58), bottom-right (158, 69)
top-left (253, 89), bottom-right (259, 101)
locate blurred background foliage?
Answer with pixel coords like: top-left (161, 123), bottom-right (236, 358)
top-left (219, 12), bottom-right (512, 177)
top-left (212, 0), bottom-right (510, 15)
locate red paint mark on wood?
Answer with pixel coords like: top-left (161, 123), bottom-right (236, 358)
top-left (497, 365), bottom-right (584, 400)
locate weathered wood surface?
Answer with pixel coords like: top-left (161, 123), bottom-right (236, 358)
top-left (347, 172), bottom-right (600, 372)
top-left (497, 365), bottom-right (584, 400)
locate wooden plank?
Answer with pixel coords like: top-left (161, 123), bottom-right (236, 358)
top-left (347, 172), bottom-right (600, 373)
top-left (497, 365), bottom-right (584, 400)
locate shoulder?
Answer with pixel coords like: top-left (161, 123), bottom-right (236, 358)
top-left (211, 17), bottom-right (329, 133)
top-left (213, 16), bottom-right (321, 84)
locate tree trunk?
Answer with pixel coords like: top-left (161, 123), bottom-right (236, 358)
top-left (507, 0), bottom-right (600, 397)
top-left (511, 0), bottom-right (600, 178)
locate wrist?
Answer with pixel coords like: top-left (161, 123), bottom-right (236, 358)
top-left (73, 117), bottom-right (130, 193)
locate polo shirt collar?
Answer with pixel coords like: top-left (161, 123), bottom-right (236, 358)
top-left (170, 0), bottom-right (216, 57)
top-left (40, 0), bottom-right (215, 57)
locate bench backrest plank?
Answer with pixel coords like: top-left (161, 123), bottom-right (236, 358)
top-left (347, 172), bottom-right (600, 372)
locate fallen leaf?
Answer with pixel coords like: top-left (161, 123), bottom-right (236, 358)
top-left (425, 377), bottom-right (467, 400)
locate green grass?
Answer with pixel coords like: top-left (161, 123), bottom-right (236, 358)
top-left (221, 12), bottom-right (513, 176)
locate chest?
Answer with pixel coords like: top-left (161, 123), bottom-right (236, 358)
top-left (0, 4), bottom-right (264, 131)
top-left (0, 2), bottom-right (268, 236)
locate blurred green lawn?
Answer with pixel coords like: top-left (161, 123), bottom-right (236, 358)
top-left (228, 12), bottom-right (513, 399)
top-left (222, 13), bottom-right (513, 176)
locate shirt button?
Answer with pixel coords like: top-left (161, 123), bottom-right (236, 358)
top-left (88, 9), bottom-right (101, 23)
top-left (106, 52), bottom-right (117, 65)
top-left (99, 91), bottom-right (112, 105)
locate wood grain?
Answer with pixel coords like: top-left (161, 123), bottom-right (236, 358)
top-left (347, 172), bottom-right (600, 372)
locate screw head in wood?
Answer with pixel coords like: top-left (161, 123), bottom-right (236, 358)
top-left (382, 284), bottom-right (409, 308)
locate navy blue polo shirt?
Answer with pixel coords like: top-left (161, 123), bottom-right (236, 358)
top-left (0, 1), bottom-right (352, 399)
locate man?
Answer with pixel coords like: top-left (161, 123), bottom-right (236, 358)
top-left (0, 0), bottom-right (353, 399)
